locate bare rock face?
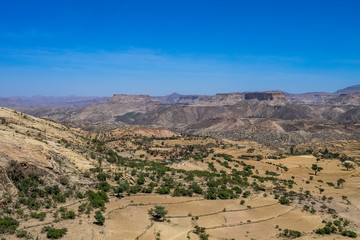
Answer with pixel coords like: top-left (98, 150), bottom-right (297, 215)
top-left (244, 92), bottom-right (286, 101)
top-left (0, 166), bottom-right (17, 195)
top-left (0, 107), bottom-right (94, 195)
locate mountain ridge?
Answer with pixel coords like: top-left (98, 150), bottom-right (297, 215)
top-left (2, 85), bottom-right (360, 147)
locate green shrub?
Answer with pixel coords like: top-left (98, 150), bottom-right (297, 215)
top-left (97, 173), bottom-right (108, 181)
top-left (204, 188), bottom-right (217, 200)
top-left (94, 211), bottom-right (105, 225)
top-left (137, 174), bottom-right (146, 185)
top-left (129, 185), bottom-right (142, 194)
top-left (97, 181), bottom-right (111, 192)
top-left (30, 212), bottom-right (46, 221)
top-left (218, 189), bottom-right (236, 199)
top-left (172, 187), bottom-right (193, 197)
top-left (87, 190), bottom-right (109, 208)
top-left (0, 216), bottom-right (19, 234)
top-left (61, 211), bottom-right (76, 219)
top-left (16, 230), bottom-right (31, 238)
top-left (142, 185), bottom-right (155, 193)
top-left (242, 191), bottom-right (251, 198)
top-left (45, 185), bottom-right (61, 195)
top-left (42, 226), bottom-right (67, 239)
top-left (279, 196), bottom-right (290, 205)
top-left (155, 186), bottom-right (171, 195)
top-left (281, 229), bottom-right (302, 238)
top-left (341, 230), bottom-right (357, 238)
top-left (315, 225), bottom-right (337, 235)
top-left (208, 162), bottom-right (217, 172)
top-left (189, 183), bottom-right (203, 194)
top-left (113, 183), bottom-right (129, 197)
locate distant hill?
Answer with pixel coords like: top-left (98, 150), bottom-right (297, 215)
top-left (335, 84), bottom-right (360, 94)
top-left (0, 96), bottom-right (109, 108)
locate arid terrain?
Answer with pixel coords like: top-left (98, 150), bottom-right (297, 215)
top-left (0, 106), bottom-right (359, 239)
top-left (2, 0), bottom-right (359, 238)
top-left (4, 85), bottom-right (360, 147)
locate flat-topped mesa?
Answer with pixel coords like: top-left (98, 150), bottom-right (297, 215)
top-left (108, 94), bottom-right (160, 104)
top-left (244, 92), bottom-right (286, 101)
top-left (206, 93), bottom-right (245, 105)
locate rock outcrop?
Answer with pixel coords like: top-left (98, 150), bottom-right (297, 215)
top-left (244, 92), bottom-right (286, 101)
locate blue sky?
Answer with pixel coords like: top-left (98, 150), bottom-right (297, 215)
top-left (0, 0), bottom-right (359, 96)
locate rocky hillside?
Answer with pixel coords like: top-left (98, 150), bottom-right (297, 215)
top-left (0, 107), bottom-right (96, 195)
top-left (0, 107), bottom-right (184, 197)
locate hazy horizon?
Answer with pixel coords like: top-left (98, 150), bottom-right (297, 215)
top-left (0, 83), bottom-right (359, 99)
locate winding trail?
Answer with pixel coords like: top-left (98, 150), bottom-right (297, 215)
top-left (166, 202), bottom-right (278, 219)
top-left (134, 222), bottom-right (154, 240)
top-left (205, 207), bottom-right (295, 230)
top-left (106, 198), bottom-right (205, 218)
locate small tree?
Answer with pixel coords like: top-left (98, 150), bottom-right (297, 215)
top-left (343, 162), bottom-right (355, 171)
top-left (337, 178), bottom-right (345, 188)
top-left (94, 211), bottom-right (105, 225)
top-left (312, 164), bottom-right (323, 176)
top-left (113, 183), bottom-right (129, 198)
top-left (42, 226), bottom-right (67, 239)
top-left (339, 154), bottom-right (348, 163)
top-left (148, 206), bottom-right (168, 221)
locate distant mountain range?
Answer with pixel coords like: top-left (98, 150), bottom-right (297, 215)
top-left (1, 85), bottom-right (359, 107)
top-left (1, 84), bottom-right (360, 147)
top-left (0, 96), bottom-right (109, 108)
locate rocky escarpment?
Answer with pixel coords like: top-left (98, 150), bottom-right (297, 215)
top-left (244, 92), bottom-right (286, 101)
top-left (0, 107), bottom-right (94, 195)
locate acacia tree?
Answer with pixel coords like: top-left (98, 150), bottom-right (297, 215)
top-left (312, 164), bottom-right (323, 176)
top-left (343, 162), bottom-right (355, 171)
top-left (337, 178), bottom-right (345, 188)
top-left (148, 206), bottom-right (168, 222)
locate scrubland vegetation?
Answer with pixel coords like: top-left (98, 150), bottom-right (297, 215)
top-left (0, 108), bottom-right (359, 239)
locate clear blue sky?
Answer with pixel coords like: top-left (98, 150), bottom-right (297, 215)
top-left (0, 0), bottom-right (359, 96)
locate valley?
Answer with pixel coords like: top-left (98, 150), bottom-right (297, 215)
top-left (4, 86), bottom-right (360, 147)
